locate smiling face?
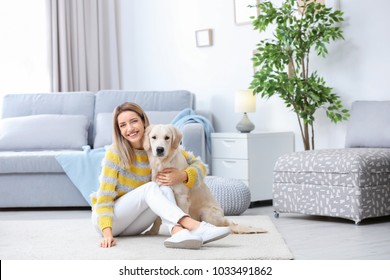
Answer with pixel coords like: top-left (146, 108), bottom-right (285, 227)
top-left (117, 110), bottom-right (145, 149)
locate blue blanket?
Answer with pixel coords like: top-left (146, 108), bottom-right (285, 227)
top-left (55, 146), bottom-right (106, 206)
top-left (171, 108), bottom-right (214, 154)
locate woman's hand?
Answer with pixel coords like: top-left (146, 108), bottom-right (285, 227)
top-left (101, 227), bottom-right (116, 248)
top-left (156, 168), bottom-right (188, 186)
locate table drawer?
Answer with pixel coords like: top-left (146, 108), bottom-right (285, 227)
top-left (211, 159), bottom-right (248, 180)
top-left (211, 138), bottom-right (248, 159)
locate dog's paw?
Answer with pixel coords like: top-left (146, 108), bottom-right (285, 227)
top-left (144, 229), bottom-right (159, 236)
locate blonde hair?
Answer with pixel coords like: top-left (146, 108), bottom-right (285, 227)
top-left (112, 102), bottom-right (150, 169)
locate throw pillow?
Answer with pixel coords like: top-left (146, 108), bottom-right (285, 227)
top-left (93, 113), bottom-right (113, 148)
top-left (0, 114), bottom-right (89, 151)
top-left (55, 146), bottom-right (106, 205)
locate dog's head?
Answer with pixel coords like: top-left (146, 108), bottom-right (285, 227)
top-left (143, 124), bottom-right (183, 157)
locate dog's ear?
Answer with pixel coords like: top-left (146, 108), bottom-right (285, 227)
top-left (143, 125), bottom-right (153, 151)
top-left (170, 125), bottom-right (183, 149)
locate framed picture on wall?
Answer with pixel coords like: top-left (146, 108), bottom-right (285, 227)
top-left (234, 0), bottom-right (259, 25)
top-left (298, 0), bottom-right (341, 13)
top-left (195, 29), bottom-right (213, 47)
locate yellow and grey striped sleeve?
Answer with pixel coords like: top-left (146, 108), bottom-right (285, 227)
top-left (95, 147), bottom-right (120, 231)
top-left (181, 150), bottom-right (208, 189)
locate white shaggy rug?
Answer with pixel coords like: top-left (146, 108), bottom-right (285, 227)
top-left (0, 211), bottom-right (293, 260)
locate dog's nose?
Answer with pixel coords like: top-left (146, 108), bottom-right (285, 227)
top-left (156, 147), bottom-right (164, 156)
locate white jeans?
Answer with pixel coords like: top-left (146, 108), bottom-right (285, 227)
top-left (91, 182), bottom-right (187, 236)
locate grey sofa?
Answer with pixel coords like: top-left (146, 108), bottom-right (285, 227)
top-left (0, 90), bottom-right (212, 208)
top-left (273, 101), bottom-right (390, 224)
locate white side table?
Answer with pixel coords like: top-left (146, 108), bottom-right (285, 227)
top-left (211, 132), bottom-right (294, 202)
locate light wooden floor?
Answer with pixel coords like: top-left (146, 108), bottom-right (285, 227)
top-left (244, 205), bottom-right (390, 260)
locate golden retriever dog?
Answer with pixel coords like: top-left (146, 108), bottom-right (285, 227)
top-left (143, 124), bottom-right (266, 235)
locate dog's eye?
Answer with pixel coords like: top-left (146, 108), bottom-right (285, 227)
top-left (152, 136), bottom-right (157, 140)
top-left (165, 136), bottom-right (170, 140)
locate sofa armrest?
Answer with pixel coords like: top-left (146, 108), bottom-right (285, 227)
top-left (195, 110), bottom-right (213, 125)
top-left (181, 110), bottom-right (213, 166)
top-left (182, 123), bottom-right (207, 164)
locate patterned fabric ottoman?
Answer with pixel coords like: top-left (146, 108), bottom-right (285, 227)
top-left (273, 148), bottom-right (390, 224)
top-left (204, 176), bottom-right (251, 216)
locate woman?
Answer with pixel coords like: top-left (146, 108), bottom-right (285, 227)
top-left (91, 102), bottom-right (230, 249)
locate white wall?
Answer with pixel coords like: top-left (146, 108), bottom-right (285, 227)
top-left (119, 0), bottom-right (390, 151)
top-left (0, 0), bottom-right (49, 117)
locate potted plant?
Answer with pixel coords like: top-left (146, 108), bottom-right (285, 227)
top-left (250, 0), bottom-right (349, 150)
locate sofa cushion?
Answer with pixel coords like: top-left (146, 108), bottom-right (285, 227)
top-left (0, 150), bottom-right (77, 173)
top-left (93, 111), bottom-right (181, 148)
top-left (94, 90), bottom-right (194, 113)
top-left (1, 92), bottom-right (95, 145)
top-left (345, 101), bottom-right (390, 148)
top-left (273, 148), bottom-right (390, 188)
top-left (0, 114), bottom-right (89, 151)
top-left (93, 113), bottom-right (113, 148)
top-left (147, 111), bottom-right (183, 124)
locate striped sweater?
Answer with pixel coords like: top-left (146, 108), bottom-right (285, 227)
top-left (91, 145), bottom-right (208, 231)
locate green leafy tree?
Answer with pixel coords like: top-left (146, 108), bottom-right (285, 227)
top-left (250, 0), bottom-right (349, 150)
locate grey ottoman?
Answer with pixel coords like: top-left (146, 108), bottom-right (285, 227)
top-left (273, 148), bottom-right (390, 224)
top-left (204, 176), bottom-right (251, 215)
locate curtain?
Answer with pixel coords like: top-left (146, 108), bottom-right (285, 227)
top-left (47, 0), bottom-right (121, 92)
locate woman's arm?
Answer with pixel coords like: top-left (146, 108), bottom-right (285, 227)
top-left (101, 227), bottom-right (116, 248)
top-left (156, 168), bottom-right (188, 186)
top-left (181, 150), bottom-right (208, 188)
top-left (156, 150), bottom-right (207, 188)
top-left (95, 148), bottom-right (119, 237)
